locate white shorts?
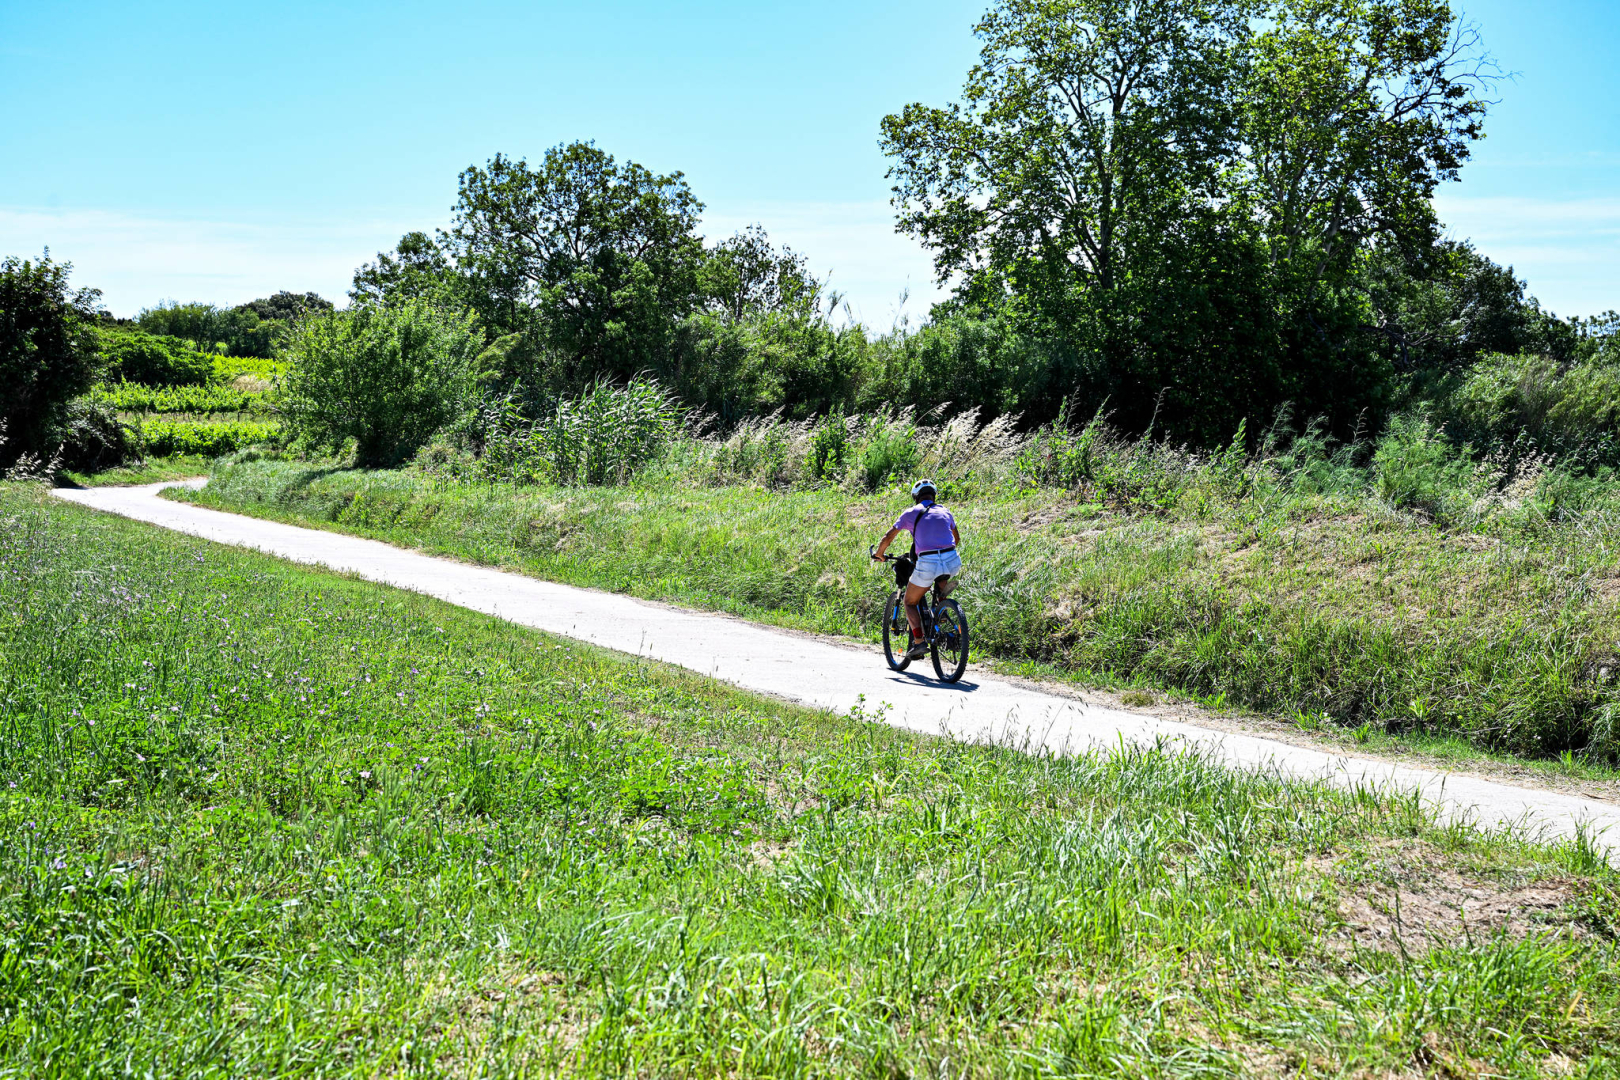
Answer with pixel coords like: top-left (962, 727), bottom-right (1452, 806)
top-left (909, 549), bottom-right (962, 588)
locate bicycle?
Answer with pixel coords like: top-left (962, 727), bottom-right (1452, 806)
top-left (870, 546), bottom-right (970, 683)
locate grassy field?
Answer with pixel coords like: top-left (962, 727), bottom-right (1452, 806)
top-left (6, 484), bottom-right (1618, 1076)
top-left (60, 454), bottom-right (212, 488)
top-left (180, 457), bottom-right (1620, 764)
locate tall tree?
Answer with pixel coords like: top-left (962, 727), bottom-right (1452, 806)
top-left (701, 225), bottom-right (818, 322)
top-left (881, 0), bottom-right (1493, 440)
top-left (881, 0), bottom-right (1247, 320)
top-left (1242, 0), bottom-right (1492, 286)
top-left (445, 142), bottom-right (706, 385)
top-left (351, 232), bottom-right (459, 309)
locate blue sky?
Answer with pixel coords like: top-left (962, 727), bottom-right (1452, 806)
top-left (1, 0), bottom-right (1615, 323)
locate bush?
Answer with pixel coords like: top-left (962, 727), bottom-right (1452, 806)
top-left (1372, 414), bottom-right (1476, 515)
top-left (281, 301), bottom-right (481, 466)
top-left (97, 328), bottom-right (214, 387)
top-left (55, 399), bottom-right (140, 472)
top-left (1432, 351), bottom-right (1620, 465)
top-left (853, 416), bottom-right (921, 493)
top-left (805, 412), bottom-right (850, 483)
top-left (0, 253), bottom-right (102, 469)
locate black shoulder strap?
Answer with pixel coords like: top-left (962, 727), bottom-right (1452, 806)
top-left (910, 502), bottom-right (933, 555)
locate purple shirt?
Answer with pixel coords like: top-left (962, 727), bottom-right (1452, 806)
top-left (894, 504), bottom-right (957, 552)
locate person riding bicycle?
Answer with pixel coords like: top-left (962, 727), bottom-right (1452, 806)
top-left (872, 479), bottom-right (961, 660)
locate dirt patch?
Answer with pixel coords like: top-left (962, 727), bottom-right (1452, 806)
top-left (1314, 845), bottom-right (1586, 954)
top-left (748, 839), bottom-right (797, 871)
top-left (421, 960), bottom-right (587, 1072)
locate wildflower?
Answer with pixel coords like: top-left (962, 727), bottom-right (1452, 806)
top-left (360, 770), bottom-right (372, 780)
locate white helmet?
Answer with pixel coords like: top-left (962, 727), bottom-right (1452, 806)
top-left (911, 478), bottom-right (937, 500)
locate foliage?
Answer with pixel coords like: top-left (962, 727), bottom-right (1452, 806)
top-left (1430, 351), bottom-right (1620, 466)
top-left (0, 252), bottom-right (103, 470)
top-left (236, 290), bottom-right (333, 325)
top-left (475, 378), bottom-right (685, 485)
top-left (445, 142), bottom-right (706, 366)
top-left (7, 489), bottom-right (1616, 1074)
top-left (95, 328), bottom-right (214, 387)
top-left (138, 418), bottom-right (278, 457)
top-left (52, 399), bottom-right (140, 473)
top-left (350, 231), bottom-right (462, 309)
top-left (699, 223), bottom-right (818, 322)
top-left (281, 301), bottom-right (481, 466)
top-left (88, 381), bottom-right (270, 416)
top-left (881, 0), bottom-right (1495, 441)
top-left (137, 292), bottom-right (332, 358)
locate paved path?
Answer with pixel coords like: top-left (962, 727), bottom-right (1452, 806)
top-left (54, 481), bottom-right (1620, 860)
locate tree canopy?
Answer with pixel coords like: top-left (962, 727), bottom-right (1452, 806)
top-left (882, 0), bottom-right (1496, 441)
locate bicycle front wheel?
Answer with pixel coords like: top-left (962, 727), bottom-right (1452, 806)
top-left (931, 599), bottom-right (969, 683)
top-left (881, 588), bottom-right (912, 671)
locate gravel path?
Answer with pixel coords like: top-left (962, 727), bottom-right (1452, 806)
top-left (55, 481), bottom-right (1620, 861)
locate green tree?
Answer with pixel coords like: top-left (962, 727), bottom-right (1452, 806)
top-left (237, 291), bottom-right (333, 325)
top-left (0, 252), bottom-right (103, 468)
top-left (881, 0), bottom-right (1493, 442)
top-left (282, 301), bottom-right (481, 466)
top-left (138, 293), bottom-right (329, 358)
top-left (882, 0), bottom-right (1246, 320)
top-left (351, 232), bottom-right (460, 309)
top-left (1241, 0), bottom-right (1491, 288)
top-left (445, 142), bottom-right (706, 385)
top-left (701, 225), bottom-right (818, 322)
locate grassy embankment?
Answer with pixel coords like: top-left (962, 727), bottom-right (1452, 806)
top-left (181, 456), bottom-right (1620, 765)
top-left (3, 484), bottom-right (1618, 1076)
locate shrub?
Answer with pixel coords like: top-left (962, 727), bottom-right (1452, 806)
top-left (55, 399), bottom-right (140, 472)
top-left (805, 412), bottom-right (850, 483)
top-left (281, 301), bottom-right (481, 466)
top-left (0, 253), bottom-right (102, 469)
top-left (852, 414), bottom-right (921, 492)
top-left (97, 328), bottom-right (214, 386)
top-left (1432, 351), bottom-right (1620, 465)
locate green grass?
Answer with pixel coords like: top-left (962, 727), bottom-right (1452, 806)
top-left (4, 484), bottom-right (1618, 1077)
top-left (59, 454), bottom-right (211, 488)
top-left (179, 458), bottom-right (1620, 764)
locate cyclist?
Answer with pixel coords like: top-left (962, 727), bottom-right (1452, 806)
top-left (872, 479), bottom-right (961, 660)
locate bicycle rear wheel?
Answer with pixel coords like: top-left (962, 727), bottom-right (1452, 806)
top-left (881, 588), bottom-right (912, 671)
top-left (930, 599), bottom-right (969, 683)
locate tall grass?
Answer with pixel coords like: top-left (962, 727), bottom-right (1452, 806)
top-left (4, 486), bottom-right (1617, 1076)
top-left (474, 377), bottom-right (686, 485)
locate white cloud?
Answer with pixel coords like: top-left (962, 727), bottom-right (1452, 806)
top-left (0, 207), bottom-right (422, 316)
top-left (1435, 194), bottom-right (1620, 316)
